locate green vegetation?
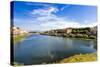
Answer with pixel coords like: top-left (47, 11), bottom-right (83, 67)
top-left (59, 53), bottom-right (97, 63)
top-left (40, 26), bottom-right (97, 40)
top-left (13, 62), bottom-right (24, 67)
top-left (13, 34), bottom-right (27, 44)
top-left (12, 53), bottom-right (97, 66)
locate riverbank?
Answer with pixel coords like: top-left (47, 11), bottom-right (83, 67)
top-left (13, 34), bottom-right (97, 65)
top-left (40, 33), bottom-right (97, 41)
top-left (13, 34), bottom-right (28, 44)
top-left (58, 52), bottom-right (97, 63)
top-left (13, 52), bottom-right (97, 66)
top-left (40, 26), bottom-right (97, 40)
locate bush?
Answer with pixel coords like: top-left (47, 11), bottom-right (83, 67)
top-left (89, 36), bottom-right (96, 39)
top-left (83, 34), bottom-right (88, 38)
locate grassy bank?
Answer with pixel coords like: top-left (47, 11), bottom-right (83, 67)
top-left (12, 53), bottom-right (97, 66)
top-left (58, 53), bottom-right (97, 63)
top-left (13, 34), bottom-right (27, 44)
top-left (12, 62), bottom-right (24, 67)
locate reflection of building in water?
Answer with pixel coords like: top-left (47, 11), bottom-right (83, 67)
top-left (45, 38), bottom-right (55, 59)
top-left (66, 38), bottom-right (73, 48)
top-left (47, 51), bottom-right (54, 59)
top-left (89, 41), bottom-right (94, 48)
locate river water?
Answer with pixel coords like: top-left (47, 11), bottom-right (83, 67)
top-left (14, 34), bottom-right (96, 65)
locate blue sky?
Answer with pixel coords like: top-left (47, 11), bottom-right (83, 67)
top-left (11, 1), bottom-right (97, 31)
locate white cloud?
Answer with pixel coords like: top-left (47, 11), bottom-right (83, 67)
top-left (61, 5), bottom-right (71, 11)
top-left (29, 6), bottom-right (97, 31)
top-left (31, 7), bottom-right (59, 17)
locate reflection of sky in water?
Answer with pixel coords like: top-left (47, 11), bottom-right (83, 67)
top-left (14, 34), bottom-right (96, 65)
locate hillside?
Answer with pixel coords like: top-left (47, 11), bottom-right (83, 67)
top-left (40, 26), bottom-right (97, 39)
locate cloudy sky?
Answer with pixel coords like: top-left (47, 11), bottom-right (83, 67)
top-left (11, 1), bottom-right (97, 31)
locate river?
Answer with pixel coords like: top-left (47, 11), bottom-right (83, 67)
top-left (14, 34), bottom-right (96, 65)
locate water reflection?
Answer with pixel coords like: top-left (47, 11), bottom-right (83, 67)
top-left (14, 34), bottom-right (97, 65)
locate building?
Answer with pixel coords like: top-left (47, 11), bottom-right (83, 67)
top-left (11, 27), bottom-right (28, 36)
top-left (64, 28), bottom-right (72, 34)
top-left (90, 26), bottom-right (97, 35)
